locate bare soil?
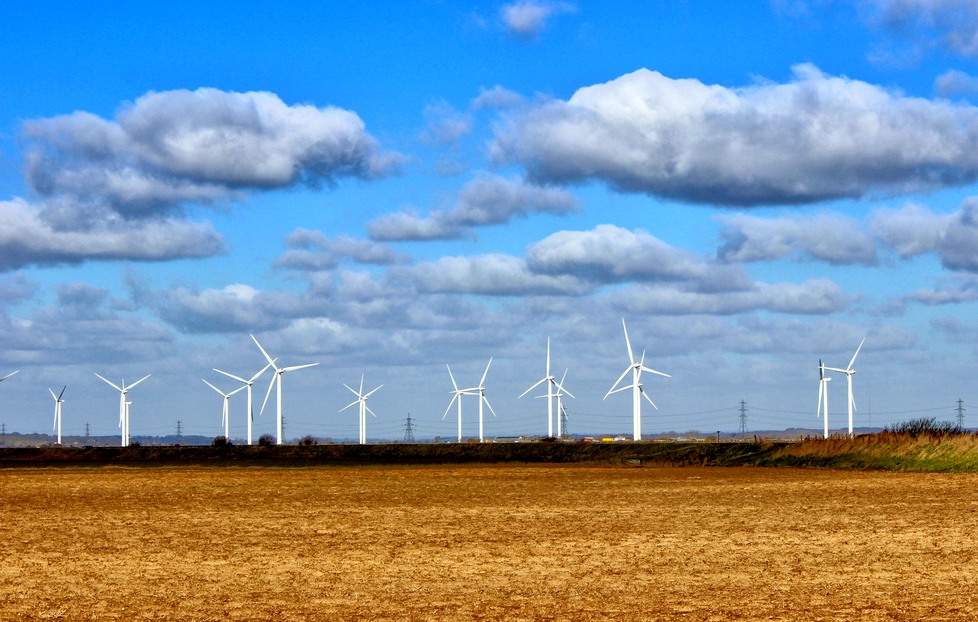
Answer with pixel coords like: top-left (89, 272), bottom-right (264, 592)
top-left (2, 465), bottom-right (976, 621)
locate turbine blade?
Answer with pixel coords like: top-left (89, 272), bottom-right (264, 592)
top-left (57, 386), bottom-right (66, 400)
top-left (213, 368), bottom-right (247, 384)
top-left (817, 378), bottom-right (825, 418)
top-left (604, 366), bottom-right (632, 399)
top-left (447, 365), bottom-right (459, 391)
top-left (49, 387), bottom-right (57, 400)
top-left (359, 374), bottom-right (364, 395)
top-left (251, 334), bottom-right (277, 366)
top-left (127, 374), bottom-right (151, 391)
top-left (259, 373), bottom-right (276, 416)
top-left (640, 386), bottom-right (659, 410)
top-left (202, 379), bottom-right (223, 395)
top-left (364, 384), bottom-right (383, 398)
top-left (640, 366), bottom-right (671, 378)
top-left (848, 338), bottom-right (866, 371)
top-left (622, 318), bottom-right (635, 364)
top-left (343, 383), bottom-right (360, 397)
top-left (483, 395), bottom-right (497, 418)
top-left (249, 360), bottom-right (276, 382)
top-left (479, 358), bottom-right (492, 388)
top-left (95, 373), bottom-right (122, 392)
top-left (282, 363), bottom-right (318, 372)
top-left (340, 400), bottom-right (359, 412)
top-left (228, 385), bottom-right (246, 396)
top-left (518, 377), bottom-right (548, 399)
top-left (443, 393), bottom-right (459, 419)
top-left (607, 383), bottom-right (635, 397)
top-left (365, 405), bottom-right (378, 418)
top-left (0, 370), bottom-right (19, 382)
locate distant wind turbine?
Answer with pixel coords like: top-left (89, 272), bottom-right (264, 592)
top-left (202, 379), bottom-right (246, 440)
top-left (252, 334), bottom-right (319, 445)
top-left (824, 338), bottom-right (865, 437)
top-left (444, 365), bottom-right (470, 443)
top-left (604, 319), bottom-right (670, 441)
top-left (49, 386), bottom-right (65, 445)
top-left (340, 375), bottom-right (382, 444)
top-left (471, 358), bottom-right (496, 443)
top-left (518, 338), bottom-right (561, 437)
top-left (213, 361), bottom-right (275, 445)
top-left (817, 360), bottom-right (831, 439)
top-left (95, 373), bottom-right (150, 447)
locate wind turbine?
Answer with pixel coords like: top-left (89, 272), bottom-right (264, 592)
top-left (202, 379), bottom-right (246, 440)
top-left (816, 360), bottom-right (831, 439)
top-left (824, 338), bottom-right (865, 437)
top-left (471, 358), bottom-right (496, 443)
top-left (604, 319), bottom-right (671, 441)
top-left (444, 364), bottom-right (482, 442)
top-left (553, 369), bottom-right (574, 437)
top-left (252, 334), bottom-right (319, 445)
top-left (213, 361), bottom-right (275, 445)
top-left (49, 386), bottom-right (65, 445)
top-left (340, 375), bottom-right (382, 444)
top-left (519, 338), bottom-right (558, 437)
top-left (95, 373), bottom-right (150, 447)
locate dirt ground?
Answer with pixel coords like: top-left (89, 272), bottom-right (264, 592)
top-left (1, 464), bottom-right (976, 621)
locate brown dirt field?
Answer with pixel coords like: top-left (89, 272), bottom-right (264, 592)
top-left (1, 465), bottom-right (977, 621)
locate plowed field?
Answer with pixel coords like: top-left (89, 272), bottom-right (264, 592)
top-left (2, 465), bottom-right (976, 620)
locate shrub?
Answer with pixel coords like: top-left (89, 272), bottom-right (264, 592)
top-left (298, 435), bottom-right (318, 446)
top-left (257, 434), bottom-right (275, 447)
top-left (211, 436), bottom-right (231, 447)
top-left (884, 418), bottom-right (964, 438)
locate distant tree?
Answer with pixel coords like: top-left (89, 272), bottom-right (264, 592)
top-left (298, 435), bottom-right (318, 446)
top-left (257, 434), bottom-right (275, 447)
top-left (211, 436), bottom-right (231, 447)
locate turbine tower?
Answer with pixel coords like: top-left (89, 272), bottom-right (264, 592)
top-left (553, 369), bottom-right (574, 437)
top-left (604, 319), bottom-right (670, 441)
top-left (252, 334), bottom-right (319, 445)
top-left (213, 361), bottom-right (275, 445)
top-left (824, 338), bottom-right (865, 437)
top-left (518, 338), bottom-right (560, 437)
top-left (340, 375), bottom-right (382, 444)
top-left (817, 360), bottom-right (831, 439)
top-left (202, 379), bottom-right (246, 440)
top-left (49, 386), bottom-right (65, 445)
top-left (95, 373), bottom-right (150, 447)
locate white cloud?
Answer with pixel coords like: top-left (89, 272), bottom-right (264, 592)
top-left (862, 0), bottom-right (978, 58)
top-left (421, 100), bottom-right (473, 145)
top-left (500, 1), bottom-right (577, 40)
top-left (275, 230), bottom-right (407, 271)
top-left (717, 212), bottom-right (877, 264)
top-left (471, 85), bottom-right (525, 110)
top-left (906, 274), bottom-right (978, 304)
top-left (394, 254), bottom-right (589, 296)
top-left (491, 64), bottom-right (978, 205)
top-left (935, 69), bottom-right (978, 96)
top-left (526, 224), bottom-right (752, 292)
top-left (23, 88), bottom-right (401, 217)
top-left (0, 197), bottom-right (225, 271)
top-left (367, 173), bottom-right (578, 241)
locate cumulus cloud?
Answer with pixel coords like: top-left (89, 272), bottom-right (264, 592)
top-left (500, 1), bottom-right (577, 39)
top-left (274, 229), bottom-right (408, 272)
top-left (862, 0), bottom-right (978, 58)
top-left (0, 198), bottom-right (225, 271)
top-left (149, 283), bottom-right (314, 334)
top-left (491, 64), bottom-right (978, 206)
top-left (717, 212), bottom-right (877, 264)
top-left (871, 199), bottom-right (978, 271)
top-left (935, 69), bottom-right (978, 96)
top-left (905, 274), bottom-right (978, 304)
top-left (611, 279), bottom-right (852, 315)
top-left (394, 254), bottom-right (589, 296)
top-left (23, 88), bottom-right (401, 217)
top-left (526, 224), bottom-right (752, 292)
top-left (367, 173), bottom-right (578, 241)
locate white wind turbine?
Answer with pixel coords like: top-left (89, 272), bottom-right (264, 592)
top-left (95, 373), bottom-right (150, 447)
top-left (202, 379), bottom-right (246, 440)
top-left (252, 334), bottom-right (319, 445)
top-left (518, 338), bottom-right (561, 437)
top-left (340, 375), bottom-right (382, 444)
top-left (604, 319), bottom-right (671, 441)
top-left (553, 369), bottom-right (574, 437)
top-left (471, 358), bottom-right (496, 443)
top-left (213, 361), bottom-right (275, 445)
top-left (816, 360), bottom-right (831, 439)
top-left (49, 386), bottom-right (65, 445)
top-left (444, 365), bottom-right (473, 443)
top-left (824, 338), bottom-right (865, 437)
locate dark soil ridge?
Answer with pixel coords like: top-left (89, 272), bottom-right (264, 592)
top-left (0, 441), bottom-right (786, 467)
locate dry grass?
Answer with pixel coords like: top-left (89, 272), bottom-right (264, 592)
top-left (775, 432), bottom-right (978, 470)
top-left (2, 464), bottom-right (977, 620)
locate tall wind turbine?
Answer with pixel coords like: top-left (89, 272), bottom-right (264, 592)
top-left (213, 361), bottom-right (275, 445)
top-left (604, 319), bottom-right (671, 441)
top-left (202, 379), bottom-right (246, 440)
top-left (95, 373), bottom-right (150, 447)
top-left (824, 338), bottom-right (865, 437)
top-left (816, 360), bottom-right (831, 439)
top-left (444, 364), bottom-right (478, 442)
top-left (340, 375), bottom-right (382, 444)
top-left (252, 334), bottom-right (319, 445)
top-left (519, 338), bottom-right (558, 437)
top-left (49, 386), bottom-right (65, 445)
top-left (471, 358), bottom-right (496, 443)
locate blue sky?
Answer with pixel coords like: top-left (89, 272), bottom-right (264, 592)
top-left (2, 0), bottom-right (978, 442)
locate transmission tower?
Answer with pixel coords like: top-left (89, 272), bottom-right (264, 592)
top-left (176, 420), bottom-right (183, 439)
top-left (84, 423), bottom-right (90, 439)
top-left (738, 400), bottom-right (748, 435)
top-left (956, 399), bottom-right (966, 429)
top-left (403, 414), bottom-right (416, 443)
top-left (559, 404), bottom-right (569, 437)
